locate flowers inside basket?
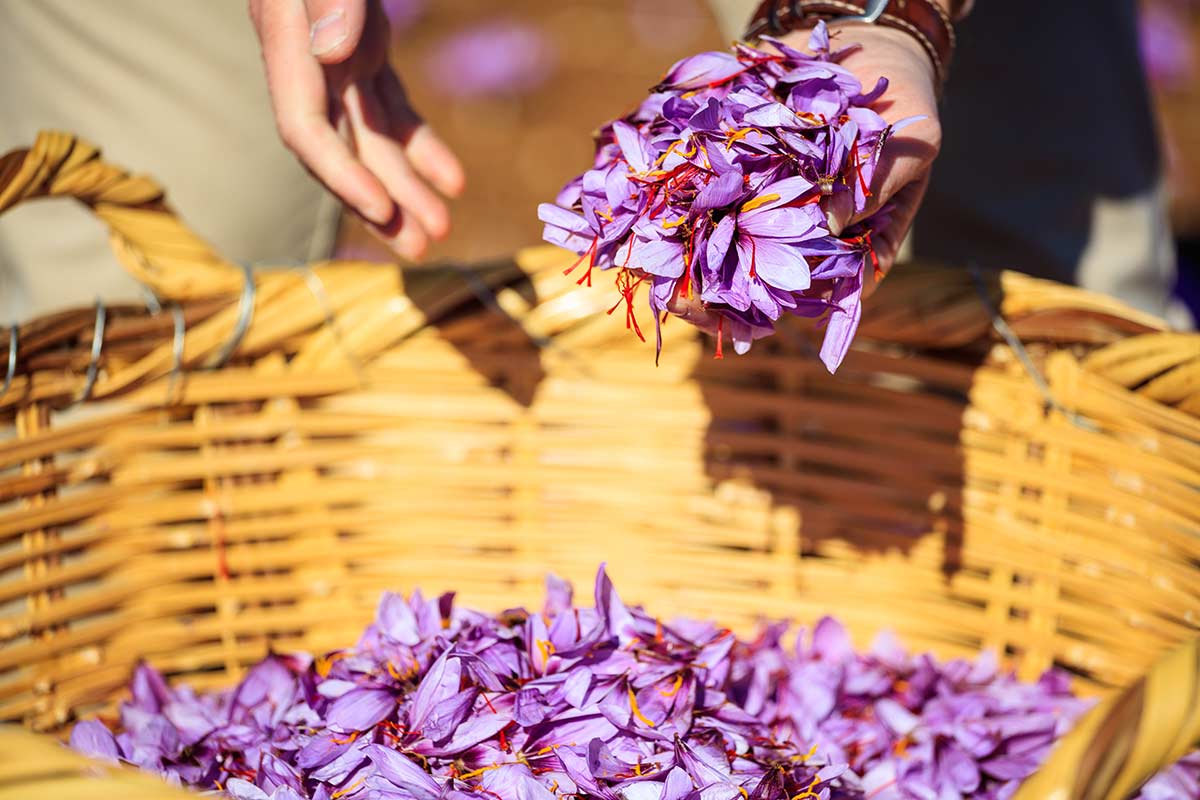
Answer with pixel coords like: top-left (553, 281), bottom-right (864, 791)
top-left (70, 567), bottom-right (1200, 800)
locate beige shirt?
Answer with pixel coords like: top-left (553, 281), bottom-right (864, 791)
top-left (0, 0), bottom-right (340, 321)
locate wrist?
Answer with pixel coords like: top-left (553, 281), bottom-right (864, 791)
top-left (745, 0), bottom-right (957, 87)
top-left (779, 23), bottom-right (938, 100)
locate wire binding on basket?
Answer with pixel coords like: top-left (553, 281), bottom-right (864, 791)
top-left (69, 299), bottom-right (107, 407)
top-left (166, 303), bottom-right (186, 404)
top-left (969, 264), bottom-right (1099, 432)
top-left (0, 324), bottom-right (15, 398)
top-left (141, 289), bottom-right (187, 404)
top-left (209, 263), bottom-right (256, 369)
top-left (300, 266), bottom-right (366, 385)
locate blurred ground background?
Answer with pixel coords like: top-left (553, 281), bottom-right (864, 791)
top-left (338, 0), bottom-right (726, 264)
top-left (339, 0), bottom-right (1200, 317)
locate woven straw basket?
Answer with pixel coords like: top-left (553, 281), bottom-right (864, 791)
top-left (0, 132), bottom-right (1197, 799)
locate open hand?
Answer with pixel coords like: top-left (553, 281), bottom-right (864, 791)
top-left (250, 0), bottom-right (465, 259)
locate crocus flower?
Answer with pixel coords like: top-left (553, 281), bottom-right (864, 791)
top-left (68, 567), bottom-right (1194, 800)
top-left (539, 23), bottom-right (923, 372)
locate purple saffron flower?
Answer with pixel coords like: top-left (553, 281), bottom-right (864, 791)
top-left (69, 719), bottom-right (121, 764)
top-left (65, 564), bottom-right (1193, 800)
top-left (538, 22), bottom-right (925, 371)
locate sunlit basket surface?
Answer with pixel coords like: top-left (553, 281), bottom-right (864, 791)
top-left (0, 132), bottom-right (1197, 799)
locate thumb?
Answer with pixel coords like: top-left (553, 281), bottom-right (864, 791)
top-left (304, 0), bottom-right (367, 63)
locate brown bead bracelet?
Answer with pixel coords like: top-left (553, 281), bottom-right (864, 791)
top-left (745, 0), bottom-right (958, 87)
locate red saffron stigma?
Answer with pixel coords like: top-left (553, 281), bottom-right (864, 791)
top-left (564, 236), bottom-right (599, 287)
top-left (715, 316), bottom-right (725, 360)
top-left (865, 231), bottom-right (881, 280)
top-left (607, 268), bottom-right (647, 342)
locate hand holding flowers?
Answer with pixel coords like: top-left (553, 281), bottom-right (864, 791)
top-left (540, 23), bottom-right (940, 371)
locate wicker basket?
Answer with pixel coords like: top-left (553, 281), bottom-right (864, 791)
top-left (0, 132), bottom-right (1197, 799)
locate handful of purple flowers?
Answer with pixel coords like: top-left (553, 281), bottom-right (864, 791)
top-left (538, 23), bottom-right (920, 372)
top-left (68, 566), bottom-right (1200, 799)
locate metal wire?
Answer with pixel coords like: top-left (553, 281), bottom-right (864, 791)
top-left (968, 263), bottom-right (1098, 432)
top-left (300, 266), bottom-right (367, 385)
top-left (448, 263), bottom-right (593, 378)
top-left (0, 325), bottom-right (16, 398)
top-left (210, 263), bottom-right (256, 368)
top-left (141, 287), bottom-right (187, 404)
top-left (71, 299), bottom-right (107, 406)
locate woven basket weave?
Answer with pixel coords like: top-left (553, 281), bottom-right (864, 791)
top-left (0, 132), bottom-right (1197, 799)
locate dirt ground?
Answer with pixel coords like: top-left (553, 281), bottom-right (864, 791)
top-left (339, 0), bottom-right (725, 264)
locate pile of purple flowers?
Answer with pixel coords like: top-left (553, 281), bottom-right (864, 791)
top-left (538, 23), bottom-right (918, 372)
top-left (67, 566), bottom-right (1200, 799)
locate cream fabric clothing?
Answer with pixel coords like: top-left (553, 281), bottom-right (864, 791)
top-left (0, 0), bottom-right (341, 321)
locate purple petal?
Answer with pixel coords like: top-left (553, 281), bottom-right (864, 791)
top-left (819, 270), bottom-right (864, 373)
top-left (514, 687), bottom-right (551, 727)
top-left (376, 592), bottom-right (421, 646)
top-left (366, 744), bottom-right (441, 800)
top-left (327, 687), bottom-right (395, 733)
top-left (422, 687), bottom-right (477, 743)
top-left (410, 650), bottom-right (462, 730)
top-left (629, 236), bottom-right (686, 278)
top-left (594, 564), bottom-right (637, 644)
top-left (225, 778), bottom-right (271, 800)
top-left (734, 237), bottom-right (811, 292)
top-left (69, 720), bottom-right (120, 764)
top-left (613, 121), bottom-right (652, 173)
top-left (539, 204), bottom-right (595, 253)
top-left (480, 764), bottom-right (558, 800)
top-left (657, 51), bottom-right (744, 91)
top-left (694, 170), bottom-right (746, 213)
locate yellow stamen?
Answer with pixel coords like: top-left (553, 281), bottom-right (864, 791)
top-left (598, 207), bottom-right (615, 223)
top-left (536, 639), bottom-right (556, 662)
top-left (724, 127), bottom-right (756, 150)
top-left (456, 764), bottom-right (505, 781)
top-left (332, 777), bottom-right (366, 799)
top-left (634, 761), bottom-right (643, 777)
top-left (331, 731), bottom-right (360, 745)
top-left (386, 661), bottom-right (402, 680)
top-left (790, 776), bottom-right (822, 800)
top-left (740, 193), bottom-right (780, 213)
top-left (660, 674), bottom-right (685, 697)
top-left (738, 788), bottom-right (749, 800)
top-left (316, 651), bottom-right (348, 678)
top-left (653, 141), bottom-right (682, 168)
top-left (628, 686), bottom-right (657, 728)
top-left (662, 217), bottom-right (688, 230)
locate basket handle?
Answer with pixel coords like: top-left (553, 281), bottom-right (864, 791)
top-left (0, 131), bottom-right (244, 300)
top-left (1013, 636), bottom-right (1200, 799)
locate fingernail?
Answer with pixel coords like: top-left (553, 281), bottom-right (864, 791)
top-left (310, 9), bottom-right (347, 56)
